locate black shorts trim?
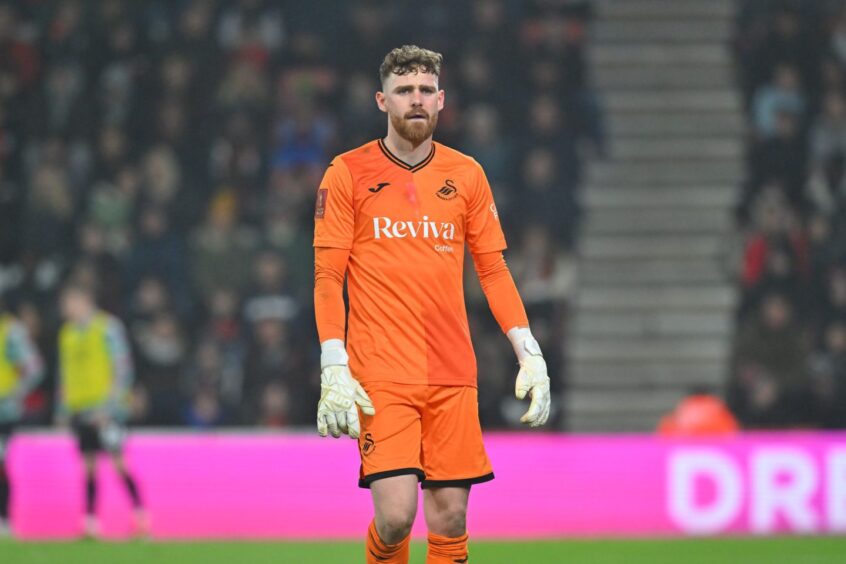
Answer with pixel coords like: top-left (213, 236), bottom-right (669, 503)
top-left (359, 467), bottom-right (426, 489)
top-left (72, 421), bottom-right (102, 453)
top-left (421, 472), bottom-right (495, 490)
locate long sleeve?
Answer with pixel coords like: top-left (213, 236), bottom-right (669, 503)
top-left (106, 316), bottom-right (134, 413)
top-left (7, 322), bottom-right (44, 400)
top-left (472, 250), bottom-right (529, 334)
top-left (314, 246), bottom-right (350, 342)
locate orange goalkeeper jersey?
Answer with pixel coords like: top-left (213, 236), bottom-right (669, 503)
top-left (313, 139), bottom-right (507, 387)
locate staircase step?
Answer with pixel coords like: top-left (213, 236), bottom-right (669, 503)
top-left (604, 89), bottom-right (739, 113)
top-left (575, 286), bottom-right (736, 311)
top-left (584, 185), bottom-right (735, 208)
top-left (581, 234), bottom-right (721, 259)
top-left (566, 413), bottom-right (661, 433)
top-left (574, 311), bottom-right (732, 337)
top-left (608, 112), bottom-right (744, 137)
top-left (584, 208), bottom-right (731, 235)
top-left (570, 360), bottom-right (725, 389)
top-left (570, 336), bottom-right (728, 362)
top-left (589, 160), bottom-right (743, 185)
top-left (580, 258), bottom-right (727, 284)
top-left (595, 19), bottom-right (731, 43)
top-left (592, 44), bottom-right (727, 66)
top-left (611, 137), bottom-right (742, 160)
top-left (566, 389), bottom-right (687, 428)
top-left (596, 63), bottom-right (734, 90)
top-left (596, 0), bottom-right (733, 19)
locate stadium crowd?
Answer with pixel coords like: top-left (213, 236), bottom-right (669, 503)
top-left (0, 1), bottom-right (598, 429)
top-left (730, 0), bottom-right (846, 428)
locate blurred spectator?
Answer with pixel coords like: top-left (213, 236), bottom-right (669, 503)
top-left (132, 311), bottom-right (187, 425)
top-left (511, 145), bottom-right (579, 248)
top-left (126, 205), bottom-right (190, 312)
top-left (243, 318), bottom-right (300, 424)
top-left (184, 384), bottom-right (227, 428)
top-left (738, 185), bottom-right (808, 316)
top-left (752, 64), bottom-right (806, 139)
top-left (809, 91), bottom-right (846, 211)
top-left (24, 157), bottom-right (76, 258)
top-left (748, 110), bottom-right (808, 207)
top-left (728, 293), bottom-right (814, 427)
top-left (809, 318), bottom-right (846, 429)
top-left (658, 392), bottom-right (739, 436)
top-left (460, 103), bottom-right (514, 186)
top-left (242, 250), bottom-right (298, 325)
top-left (190, 191), bottom-right (258, 299)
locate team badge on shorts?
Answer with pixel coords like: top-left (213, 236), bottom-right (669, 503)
top-left (315, 188), bottom-right (328, 218)
top-left (362, 433), bottom-right (376, 456)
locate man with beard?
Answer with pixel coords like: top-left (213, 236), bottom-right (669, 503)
top-left (312, 46), bottom-right (551, 564)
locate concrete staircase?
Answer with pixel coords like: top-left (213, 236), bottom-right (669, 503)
top-left (566, 0), bottom-right (741, 432)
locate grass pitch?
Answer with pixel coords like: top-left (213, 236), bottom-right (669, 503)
top-left (1, 536), bottom-right (845, 563)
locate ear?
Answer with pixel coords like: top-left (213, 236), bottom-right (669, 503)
top-left (375, 91), bottom-right (387, 113)
top-left (437, 89), bottom-right (444, 112)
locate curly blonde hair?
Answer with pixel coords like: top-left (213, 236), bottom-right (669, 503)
top-left (379, 45), bottom-right (443, 84)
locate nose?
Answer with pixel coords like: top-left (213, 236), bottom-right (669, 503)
top-left (410, 89), bottom-right (423, 106)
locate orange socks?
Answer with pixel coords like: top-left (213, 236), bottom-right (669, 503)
top-left (426, 531), bottom-right (469, 563)
top-left (366, 520), bottom-right (411, 564)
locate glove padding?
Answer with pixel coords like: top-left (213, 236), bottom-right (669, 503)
top-left (515, 355), bottom-right (551, 427)
top-left (317, 365), bottom-right (375, 439)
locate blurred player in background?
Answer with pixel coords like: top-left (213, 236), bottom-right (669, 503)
top-left (313, 45), bottom-right (551, 564)
top-left (56, 284), bottom-right (145, 537)
top-left (0, 296), bottom-right (44, 536)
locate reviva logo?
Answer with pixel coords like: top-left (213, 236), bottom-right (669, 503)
top-left (372, 216), bottom-right (457, 240)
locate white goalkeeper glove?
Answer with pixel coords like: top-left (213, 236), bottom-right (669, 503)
top-left (317, 339), bottom-right (375, 439)
top-left (508, 327), bottom-right (551, 427)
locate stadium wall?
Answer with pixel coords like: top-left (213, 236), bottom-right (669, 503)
top-left (7, 432), bottom-right (846, 539)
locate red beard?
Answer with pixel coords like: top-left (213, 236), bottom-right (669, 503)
top-left (390, 110), bottom-right (438, 146)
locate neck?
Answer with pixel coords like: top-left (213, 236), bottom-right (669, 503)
top-left (383, 127), bottom-right (433, 166)
top-left (74, 311), bottom-right (95, 325)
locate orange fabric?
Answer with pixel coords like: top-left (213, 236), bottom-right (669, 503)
top-left (472, 251), bottom-right (529, 334)
top-left (366, 519), bottom-right (410, 564)
top-left (357, 382), bottom-right (493, 486)
top-left (313, 247), bottom-right (350, 342)
top-left (313, 139), bottom-right (507, 386)
top-left (427, 531), bottom-right (469, 563)
top-left (658, 394), bottom-right (739, 436)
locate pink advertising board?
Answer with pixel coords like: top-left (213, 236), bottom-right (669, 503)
top-left (6, 432), bottom-right (846, 539)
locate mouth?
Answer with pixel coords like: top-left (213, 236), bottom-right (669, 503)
top-left (406, 112), bottom-right (428, 121)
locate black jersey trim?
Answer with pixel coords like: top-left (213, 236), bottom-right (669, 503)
top-left (378, 139), bottom-right (436, 172)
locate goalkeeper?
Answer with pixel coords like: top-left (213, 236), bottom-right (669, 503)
top-left (313, 45), bottom-right (550, 564)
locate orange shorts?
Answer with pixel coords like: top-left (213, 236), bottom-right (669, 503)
top-left (357, 382), bottom-right (494, 489)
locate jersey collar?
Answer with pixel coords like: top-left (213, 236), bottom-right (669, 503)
top-left (378, 138), bottom-right (436, 172)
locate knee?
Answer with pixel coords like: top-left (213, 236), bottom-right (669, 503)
top-left (377, 508), bottom-right (416, 544)
top-left (431, 504), bottom-right (467, 538)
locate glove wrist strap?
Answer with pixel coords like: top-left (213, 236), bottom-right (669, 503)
top-left (506, 327), bottom-right (542, 361)
top-left (320, 338), bottom-right (349, 368)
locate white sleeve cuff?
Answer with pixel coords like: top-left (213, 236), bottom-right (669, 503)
top-left (320, 338), bottom-right (349, 368)
top-left (506, 327), bottom-right (542, 361)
